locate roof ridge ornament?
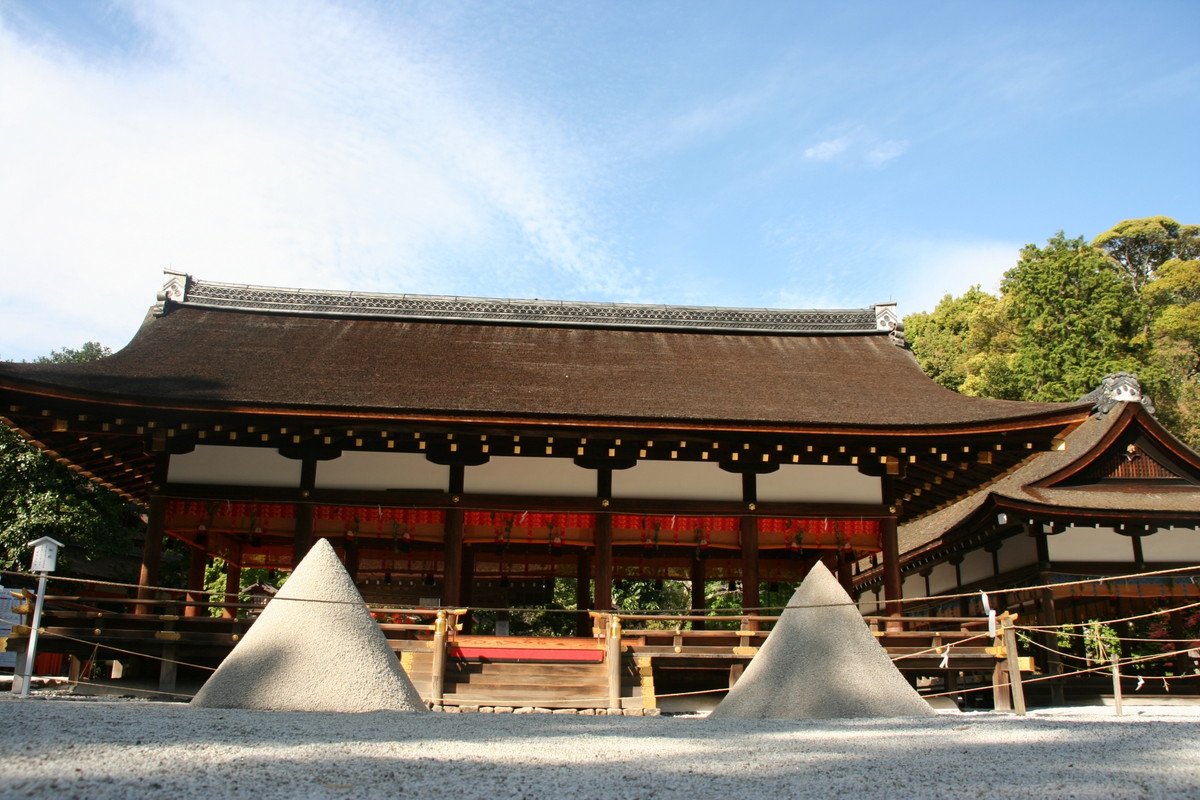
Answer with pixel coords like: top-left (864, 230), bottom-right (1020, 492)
top-left (153, 270), bottom-right (189, 317)
top-left (1081, 372), bottom-right (1156, 416)
top-left (873, 302), bottom-right (907, 348)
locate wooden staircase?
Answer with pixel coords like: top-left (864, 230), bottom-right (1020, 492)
top-left (397, 641), bottom-right (644, 710)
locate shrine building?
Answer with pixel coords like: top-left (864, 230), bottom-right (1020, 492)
top-left (0, 272), bottom-right (1095, 623)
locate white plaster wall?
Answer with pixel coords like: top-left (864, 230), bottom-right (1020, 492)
top-left (465, 456), bottom-right (595, 497)
top-left (316, 452), bottom-right (448, 491)
top-left (1140, 527), bottom-right (1200, 563)
top-left (168, 445), bottom-right (301, 487)
top-left (959, 548), bottom-right (994, 586)
top-left (902, 573), bottom-right (924, 600)
top-left (756, 464), bottom-right (882, 504)
top-left (1047, 526), bottom-right (1134, 562)
top-left (998, 534), bottom-right (1039, 574)
top-left (929, 561), bottom-right (958, 595)
top-left (612, 460), bottom-right (740, 501)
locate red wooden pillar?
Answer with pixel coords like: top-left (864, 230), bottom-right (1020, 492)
top-left (291, 459), bottom-right (317, 567)
top-left (691, 554), bottom-right (707, 630)
top-left (740, 473), bottom-right (760, 629)
top-left (594, 514), bottom-right (613, 611)
top-left (184, 545), bottom-right (207, 618)
top-left (881, 516), bottom-right (903, 626)
top-left (442, 507), bottom-right (464, 607)
top-left (222, 557), bottom-right (242, 620)
top-left (575, 548), bottom-right (593, 636)
top-left (135, 495), bottom-right (168, 615)
top-left (837, 549), bottom-right (854, 593)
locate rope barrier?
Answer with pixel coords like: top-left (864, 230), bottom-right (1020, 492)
top-left (7, 562), bottom-right (1200, 617)
top-left (37, 630), bottom-right (218, 673)
top-left (922, 640), bottom-right (1200, 702)
top-left (887, 630), bottom-right (993, 662)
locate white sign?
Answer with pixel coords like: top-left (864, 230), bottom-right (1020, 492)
top-left (29, 537), bottom-right (63, 573)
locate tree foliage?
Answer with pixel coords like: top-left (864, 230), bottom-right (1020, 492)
top-left (0, 343), bottom-right (143, 576)
top-left (905, 219), bottom-right (1200, 449)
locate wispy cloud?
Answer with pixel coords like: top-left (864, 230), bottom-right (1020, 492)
top-left (0, 0), bottom-right (633, 359)
top-left (802, 126), bottom-right (907, 168)
top-left (803, 137), bottom-right (849, 161)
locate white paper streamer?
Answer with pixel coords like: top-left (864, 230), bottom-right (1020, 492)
top-left (980, 591), bottom-right (996, 637)
top-left (939, 645), bottom-right (951, 669)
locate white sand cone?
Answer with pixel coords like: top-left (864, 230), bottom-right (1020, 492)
top-left (191, 538), bottom-right (427, 712)
top-left (710, 561), bottom-right (934, 719)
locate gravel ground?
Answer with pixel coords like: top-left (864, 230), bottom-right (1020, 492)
top-left (2, 696), bottom-right (1199, 800)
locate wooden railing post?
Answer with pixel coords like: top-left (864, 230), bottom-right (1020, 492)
top-left (607, 615), bottom-right (622, 712)
top-left (431, 609), bottom-right (448, 710)
top-left (1001, 614), bottom-right (1026, 715)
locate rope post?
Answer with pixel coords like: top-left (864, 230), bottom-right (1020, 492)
top-left (431, 609), bottom-right (447, 710)
top-left (607, 615), bottom-right (623, 712)
top-left (1110, 654), bottom-right (1123, 716)
top-left (1001, 614), bottom-right (1026, 715)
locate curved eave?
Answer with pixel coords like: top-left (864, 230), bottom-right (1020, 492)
top-left (0, 371), bottom-right (1093, 439)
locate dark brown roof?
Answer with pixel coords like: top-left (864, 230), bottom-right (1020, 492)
top-left (898, 402), bottom-right (1200, 554)
top-left (0, 275), bottom-right (1088, 434)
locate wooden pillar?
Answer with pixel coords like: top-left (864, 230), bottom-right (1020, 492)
top-left (345, 534), bottom-right (360, 581)
top-left (881, 515), bottom-right (903, 624)
top-left (1131, 534), bottom-right (1146, 570)
top-left (740, 472), bottom-right (760, 629)
top-left (184, 545), bottom-right (208, 618)
top-left (460, 545), bottom-right (476, 634)
top-left (136, 495), bottom-right (169, 615)
top-left (691, 554), bottom-right (707, 630)
top-left (595, 515), bottom-right (613, 611)
top-left (594, 467), bottom-right (614, 612)
top-left (740, 517), bottom-right (760, 630)
top-left (291, 459), bottom-right (317, 567)
top-left (1040, 582), bottom-right (1065, 706)
top-left (442, 466), bottom-right (466, 608)
top-left (575, 548), bottom-right (593, 636)
top-left (442, 507), bottom-right (464, 607)
top-left (837, 549), bottom-right (854, 593)
top-left (222, 558), bottom-right (242, 620)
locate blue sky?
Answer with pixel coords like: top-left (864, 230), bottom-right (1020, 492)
top-left (1, 0), bottom-right (1197, 360)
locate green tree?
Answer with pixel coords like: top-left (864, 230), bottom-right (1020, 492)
top-left (0, 343), bottom-right (142, 575)
top-left (904, 219), bottom-right (1200, 449)
top-left (905, 287), bottom-right (1016, 396)
top-left (1143, 249), bottom-right (1200, 447)
top-left (1093, 216), bottom-right (1200, 296)
top-left (998, 232), bottom-right (1147, 401)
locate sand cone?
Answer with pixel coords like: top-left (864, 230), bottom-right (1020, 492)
top-left (709, 561), bottom-right (934, 719)
top-left (191, 538), bottom-right (427, 712)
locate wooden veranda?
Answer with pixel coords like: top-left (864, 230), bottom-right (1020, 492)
top-left (7, 591), bottom-right (1025, 713)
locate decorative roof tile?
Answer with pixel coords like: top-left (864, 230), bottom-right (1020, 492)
top-left (167, 272), bottom-right (882, 335)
